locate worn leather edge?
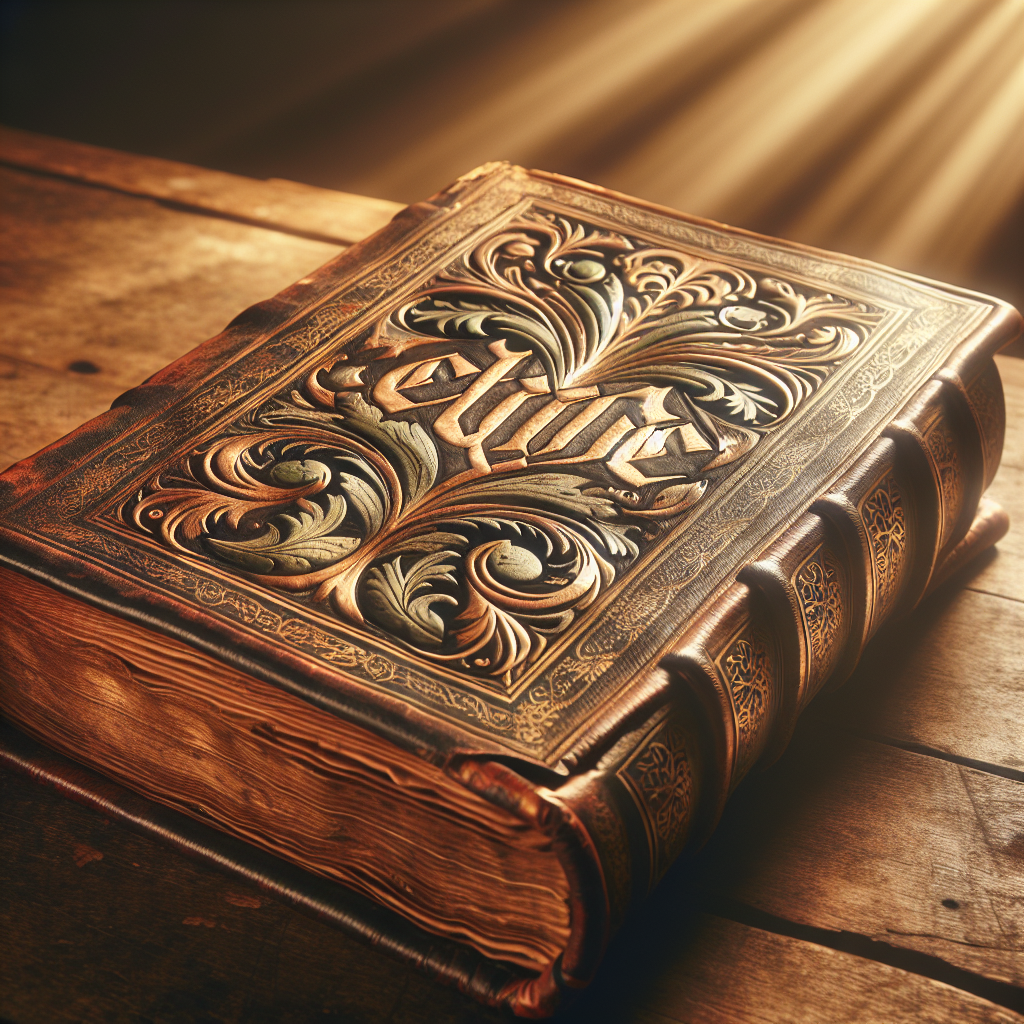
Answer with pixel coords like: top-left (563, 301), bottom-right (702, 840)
top-left (0, 720), bottom-right (533, 1011)
top-left (0, 172), bottom-right (526, 769)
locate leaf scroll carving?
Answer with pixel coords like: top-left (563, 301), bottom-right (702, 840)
top-left (126, 211), bottom-right (880, 689)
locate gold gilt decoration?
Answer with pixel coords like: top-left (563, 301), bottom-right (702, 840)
top-left (966, 363), bottom-right (1005, 486)
top-left (794, 545), bottom-right (846, 695)
top-left (924, 419), bottom-right (962, 550)
top-left (619, 713), bottom-right (693, 884)
top-left (125, 210), bottom-right (877, 691)
top-left (861, 471), bottom-right (907, 627)
top-left (574, 793), bottom-right (632, 927)
top-left (720, 626), bottom-right (775, 778)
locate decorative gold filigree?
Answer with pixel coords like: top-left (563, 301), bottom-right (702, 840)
top-left (619, 714), bottom-right (693, 883)
top-left (5, 167), bottom-right (993, 755)
top-left (795, 545), bottom-right (845, 693)
top-left (966, 362), bottom-right (1004, 487)
top-left (861, 471), bottom-right (907, 625)
top-left (924, 418), bottom-right (962, 550)
top-left (124, 211), bottom-right (878, 688)
top-left (571, 793), bottom-right (632, 927)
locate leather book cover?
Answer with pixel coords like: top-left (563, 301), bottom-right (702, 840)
top-left (0, 162), bottom-right (1018, 1016)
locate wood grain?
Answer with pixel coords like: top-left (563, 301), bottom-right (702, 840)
top-left (828, 586), bottom-right (1024, 774)
top-left (0, 355), bottom-right (121, 471)
top-left (970, 463), bottom-right (1024, 602)
top-left (0, 164), bottom-right (340, 381)
top-left (699, 732), bottom-right (1024, 988)
top-left (0, 768), bottom-right (500, 1024)
top-left (997, 354), bottom-right (1024, 465)
top-left (0, 165), bottom-right (339, 471)
top-left (0, 125), bottom-right (403, 245)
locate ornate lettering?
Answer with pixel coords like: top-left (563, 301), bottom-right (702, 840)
top-left (125, 211), bottom-right (878, 689)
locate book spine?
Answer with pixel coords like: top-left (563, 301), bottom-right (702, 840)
top-left (539, 354), bottom-right (1009, 1008)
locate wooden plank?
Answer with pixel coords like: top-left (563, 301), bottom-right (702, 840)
top-left (832, 586), bottom-right (1024, 776)
top-left (5, 764), bottom-right (1019, 1024)
top-left (0, 125), bottom-right (403, 245)
top-left (0, 164), bottom-right (340, 381)
top-left (971, 462), bottom-right (1024, 603)
top-left (570, 914), bottom-right (1023, 1024)
top-left (997, 354), bottom-right (1024, 469)
top-left (698, 732), bottom-right (1024, 988)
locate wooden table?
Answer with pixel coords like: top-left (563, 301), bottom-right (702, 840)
top-left (2, 129), bottom-right (1022, 1024)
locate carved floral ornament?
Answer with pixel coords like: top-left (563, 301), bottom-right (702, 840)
top-left (795, 547), bottom-right (845, 685)
top-left (126, 211), bottom-right (880, 690)
top-left (861, 472), bottom-right (908, 623)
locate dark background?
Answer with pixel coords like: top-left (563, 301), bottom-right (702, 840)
top-left (2, 0), bottom-right (1021, 309)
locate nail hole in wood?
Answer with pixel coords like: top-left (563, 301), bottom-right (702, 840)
top-left (68, 360), bottom-right (100, 374)
top-left (941, 898), bottom-right (960, 910)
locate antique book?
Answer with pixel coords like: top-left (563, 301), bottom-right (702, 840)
top-left (0, 163), bottom-right (1017, 1017)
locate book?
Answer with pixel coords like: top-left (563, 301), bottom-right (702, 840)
top-left (0, 162), bottom-right (1017, 1017)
